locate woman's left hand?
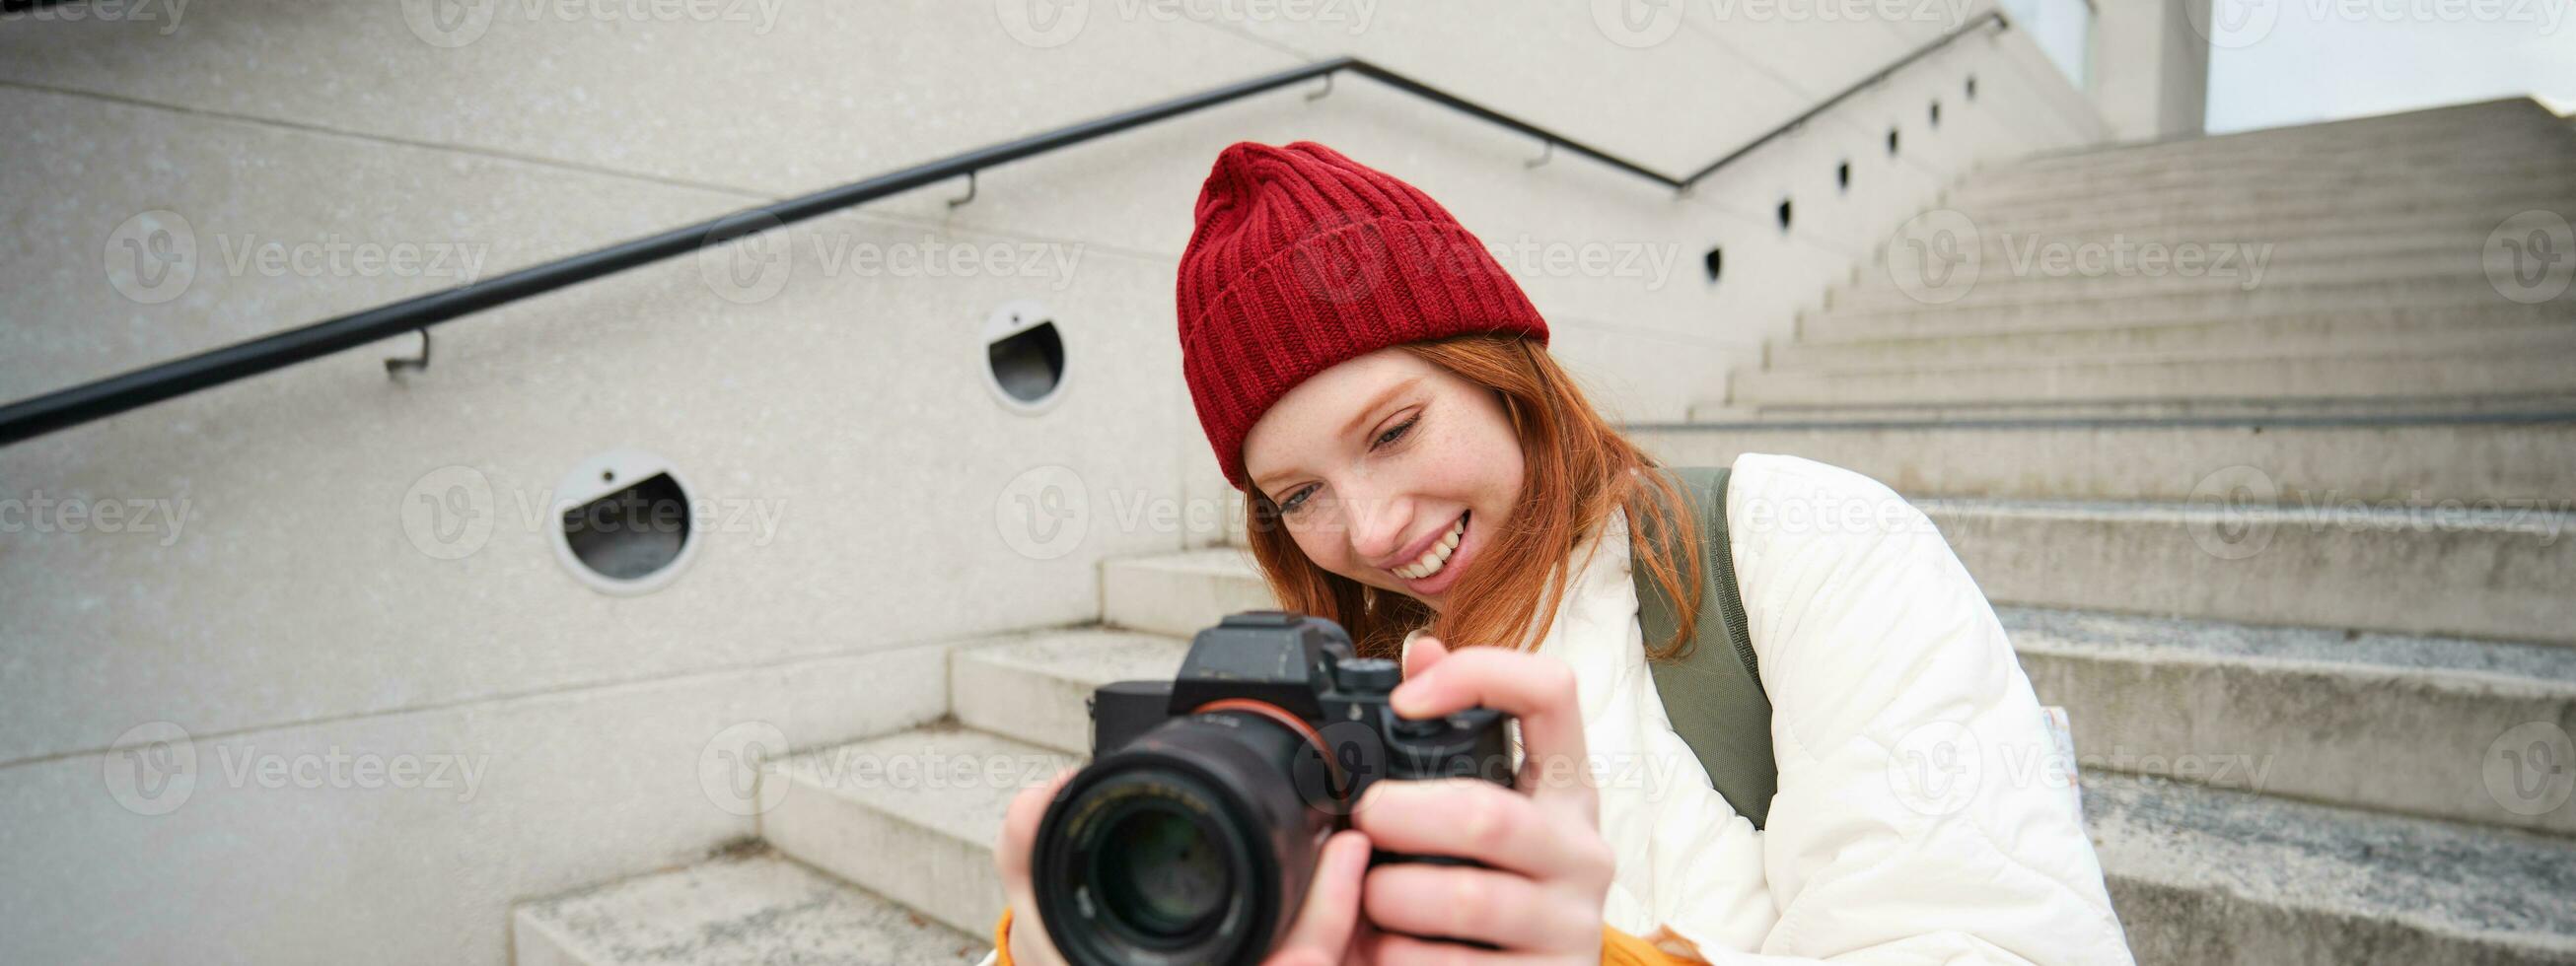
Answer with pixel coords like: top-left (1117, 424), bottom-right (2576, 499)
top-left (1350, 635), bottom-right (1616, 963)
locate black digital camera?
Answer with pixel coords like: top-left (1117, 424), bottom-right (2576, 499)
top-left (1030, 610), bottom-right (1517, 965)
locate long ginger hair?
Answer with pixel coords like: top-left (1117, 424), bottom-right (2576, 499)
top-left (1240, 332), bottom-right (1708, 662)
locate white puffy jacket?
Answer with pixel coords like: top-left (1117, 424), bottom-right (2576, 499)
top-left (1401, 452), bottom-right (2135, 964)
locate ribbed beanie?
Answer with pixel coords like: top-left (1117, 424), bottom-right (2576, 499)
top-left (1177, 140), bottom-right (1549, 493)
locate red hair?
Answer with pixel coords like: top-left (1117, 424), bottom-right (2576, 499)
top-left (1240, 332), bottom-right (1707, 661)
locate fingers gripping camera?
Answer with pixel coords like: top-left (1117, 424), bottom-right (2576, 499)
top-left (1029, 610), bottom-right (1519, 965)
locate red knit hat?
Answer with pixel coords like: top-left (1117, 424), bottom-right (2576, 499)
top-left (1177, 140), bottom-right (1549, 493)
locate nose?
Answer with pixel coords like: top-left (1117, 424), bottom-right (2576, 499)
top-left (1340, 478), bottom-right (1411, 570)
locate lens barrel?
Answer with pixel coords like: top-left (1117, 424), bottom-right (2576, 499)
top-left (1034, 708), bottom-right (1336, 965)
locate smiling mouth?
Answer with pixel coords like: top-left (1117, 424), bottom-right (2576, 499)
top-left (1391, 511), bottom-right (1468, 581)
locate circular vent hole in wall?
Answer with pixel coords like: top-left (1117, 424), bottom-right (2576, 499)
top-left (983, 299), bottom-right (1069, 413)
top-left (549, 448), bottom-right (701, 594)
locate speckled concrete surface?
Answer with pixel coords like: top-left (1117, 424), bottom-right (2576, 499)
top-left (515, 849), bottom-right (989, 965)
top-left (2087, 771), bottom-right (2576, 965)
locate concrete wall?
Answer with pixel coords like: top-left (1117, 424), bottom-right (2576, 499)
top-left (2093, 0), bottom-right (2215, 140)
top-left (0, 2), bottom-right (2106, 962)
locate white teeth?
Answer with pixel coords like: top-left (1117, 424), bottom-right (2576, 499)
top-left (1394, 515), bottom-right (1469, 581)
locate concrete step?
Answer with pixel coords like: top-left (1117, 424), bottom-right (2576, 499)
top-left (1985, 151), bottom-right (2576, 212)
top-left (785, 636), bottom-right (2576, 964)
top-left (1802, 297), bottom-right (2569, 346)
top-left (2087, 771), bottom-right (2576, 966)
top-left (2007, 100), bottom-right (2559, 172)
top-left (513, 848), bottom-right (989, 966)
top-left (1684, 393), bottom-right (2576, 424)
top-left (952, 610), bottom-right (2576, 837)
top-left (760, 724), bottom-right (1077, 938)
top-left (1951, 160), bottom-right (2576, 213)
top-left (1099, 545), bottom-right (1280, 641)
top-left (1927, 496), bottom-right (2576, 646)
top-left (1772, 310), bottom-right (2576, 370)
top-left (1960, 199), bottom-right (2563, 245)
top-left (1730, 346), bottom-right (2576, 409)
top-left (2003, 606), bottom-right (2576, 837)
top-left (1626, 414), bottom-right (2576, 504)
top-left (951, 627), bottom-right (1186, 755)
top-left (1968, 183), bottom-right (2576, 238)
top-left (1829, 251), bottom-right (2552, 313)
top-left (1106, 489), bottom-right (2576, 646)
top-left (2007, 128), bottom-right (2574, 189)
top-left (1869, 222), bottom-right (2521, 273)
top-left (1802, 282), bottom-right (2561, 341)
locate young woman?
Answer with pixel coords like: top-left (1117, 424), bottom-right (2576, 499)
top-left (985, 141), bottom-right (2134, 965)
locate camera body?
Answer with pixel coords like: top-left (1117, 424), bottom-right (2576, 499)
top-left (1031, 610), bottom-right (1516, 965)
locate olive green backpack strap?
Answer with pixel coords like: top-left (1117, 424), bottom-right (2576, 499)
top-left (1631, 464), bottom-right (1777, 829)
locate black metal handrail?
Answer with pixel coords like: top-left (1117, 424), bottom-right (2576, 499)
top-left (0, 16), bottom-right (2009, 446)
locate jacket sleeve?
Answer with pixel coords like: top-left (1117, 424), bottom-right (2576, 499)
top-left (980, 908), bottom-right (1011, 966)
top-left (1709, 453), bottom-right (2134, 965)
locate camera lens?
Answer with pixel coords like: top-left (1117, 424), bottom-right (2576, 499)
top-left (1034, 709), bottom-right (1338, 965)
top-left (1094, 803), bottom-right (1227, 937)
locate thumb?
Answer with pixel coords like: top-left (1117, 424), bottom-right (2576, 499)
top-left (1401, 634), bottom-right (1450, 679)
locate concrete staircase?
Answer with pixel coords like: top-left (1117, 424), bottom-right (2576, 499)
top-left (515, 99), bottom-right (2576, 964)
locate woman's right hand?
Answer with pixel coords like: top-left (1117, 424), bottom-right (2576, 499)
top-left (993, 766), bottom-right (1376, 966)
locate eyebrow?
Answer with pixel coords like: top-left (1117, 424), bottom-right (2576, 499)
top-left (1254, 377), bottom-right (1423, 494)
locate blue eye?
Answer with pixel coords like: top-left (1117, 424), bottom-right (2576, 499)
top-left (1278, 415), bottom-right (1420, 517)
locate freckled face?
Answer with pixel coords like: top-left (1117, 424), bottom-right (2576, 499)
top-left (1241, 347), bottom-right (1525, 613)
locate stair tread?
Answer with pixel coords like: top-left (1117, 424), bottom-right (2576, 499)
top-left (2083, 772), bottom-right (2576, 947)
top-left (957, 627), bottom-right (1187, 687)
top-left (513, 849), bottom-right (986, 965)
top-left (774, 724), bottom-right (1077, 850)
top-left (800, 717), bottom-right (2576, 951)
top-left (1997, 606), bottom-right (2576, 689)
